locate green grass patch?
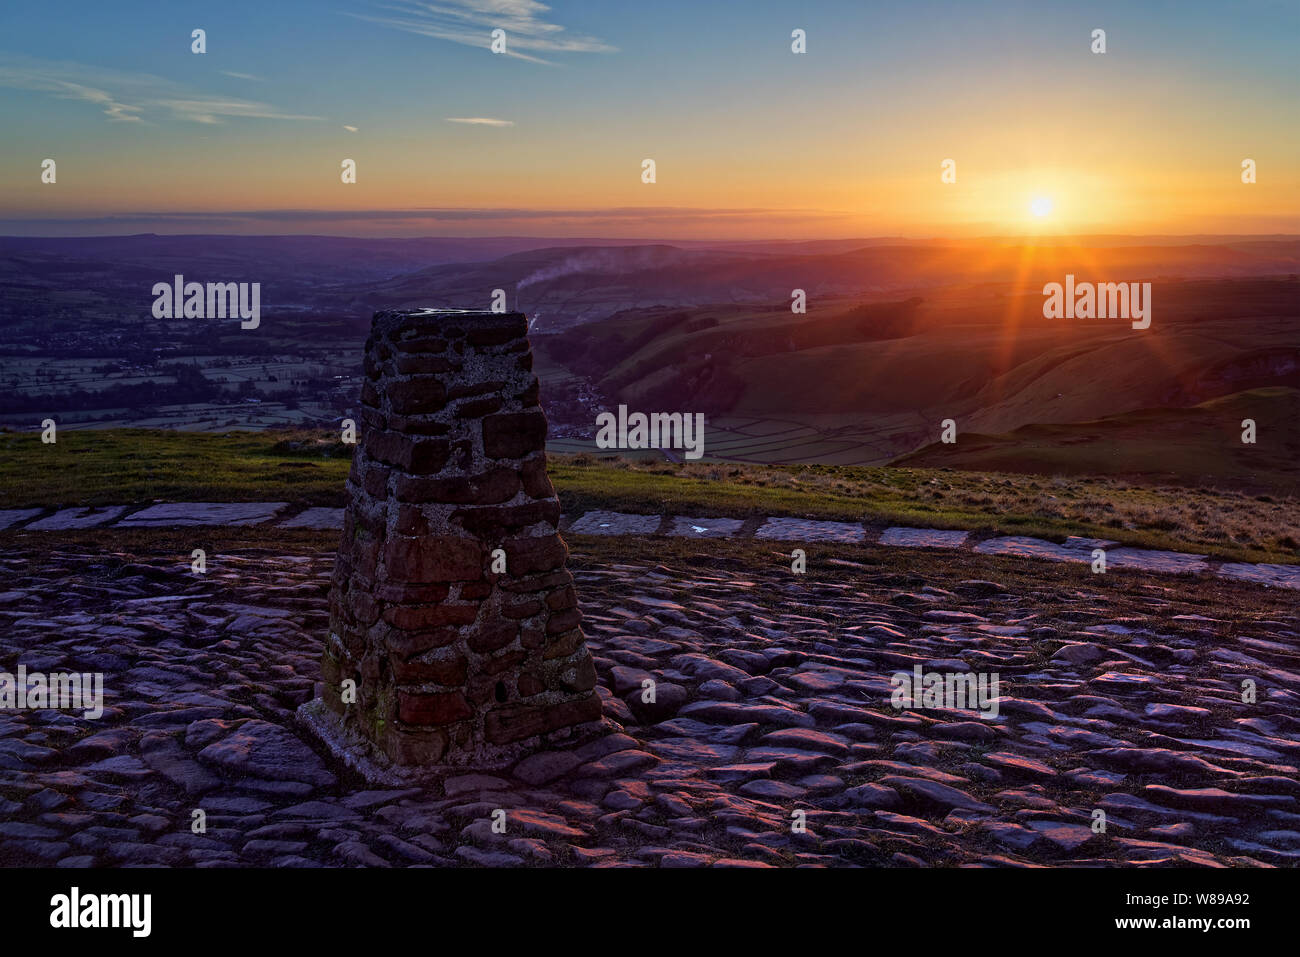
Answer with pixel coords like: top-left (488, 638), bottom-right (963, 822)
top-left (0, 428), bottom-right (352, 507)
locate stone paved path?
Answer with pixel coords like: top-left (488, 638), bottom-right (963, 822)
top-left (1, 546), bottom-right (1297, 868)
top-left (3, 504), bottom-right (1297, 590)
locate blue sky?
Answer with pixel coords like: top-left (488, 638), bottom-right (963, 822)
top-left (1, 1), bottom-right (1297, 237)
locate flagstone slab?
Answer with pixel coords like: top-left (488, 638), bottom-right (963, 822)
top-left (1218, 562), bottom-right (1300, 590)
top-left (1063, 536), bottom-right (1120, 551)
top-left (280, 507), bottom-right (345, 530)
top-left (755, 517), bottom-right (866, 543)
top-left (0, 508), bottom-right (43, 530)
top-left (117, 502), bottom-right (289, 527)
top-left (880, 527), bottom-right (969, 549)
top-left (974, 536), bottom-right (1087, 563)
top-left (667, 516), bottom-right (745, 538)
top-left (568, 510), bottom-right (661, 536)
top-left (25, 506), bottom-right (130, 531)
top-left (1105, 548), bottom-right (1208, 575)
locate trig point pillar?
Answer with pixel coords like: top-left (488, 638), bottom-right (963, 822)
top-left (314, 308), bottom-right (601, 770)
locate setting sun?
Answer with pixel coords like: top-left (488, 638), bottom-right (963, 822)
top-left (1030, 196), bottom-right (1054, 218)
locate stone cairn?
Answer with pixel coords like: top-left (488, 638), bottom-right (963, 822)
top-left (315, 308), bottom-right (602, 770)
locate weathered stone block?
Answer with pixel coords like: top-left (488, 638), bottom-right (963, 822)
top-left (467, 620), bottom-right (518, 654)
top-left (398, 691), bottom-right (472, 726)
top-left (394, 468), bottom-right (520, 505)
top-left (560, 656), bottom-right (599, 693)
top-left (383, 626), bottom-right (459, 659)
top-left (485, 693), bottom-right (602, 745)
top-left (503, 534), bottom-right (568, 575)
top-left (382, 728), bottom-right (448, 765)
top-left (457, 396), bottom-right (504, 419)
top-left (382, 602), bottom-right (478, 629)
top-left (364, 431), bottom-right (450, 474)
top-left (483, 410), bottom-right (548, 459)
top-left (546, 607), bottom-right (583, 635)
top-left (503, 599), bottom-right (543, 620)
top-left (451, 500), bottom-right (561, 537)
top-left (391, 653), bottom-right (468, 686)
top-left (520, 455), bottom-right (555, 498)
top-left (518, 674), bottom-right (546, 697)
top-left (382, 535), bottom-right (483, 583)
top-left (387, 376), bottom-right (448, 415)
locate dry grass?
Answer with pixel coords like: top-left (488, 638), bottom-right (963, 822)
top-left (558, 455), bottom-right (1300, 563)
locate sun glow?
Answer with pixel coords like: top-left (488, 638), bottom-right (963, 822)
top-left (1030, 196), bottom-right (1054, 218)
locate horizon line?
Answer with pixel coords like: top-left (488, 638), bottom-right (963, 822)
top-left (4, 230), bottom-right (1300, 245)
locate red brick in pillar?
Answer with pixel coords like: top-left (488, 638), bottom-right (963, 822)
top-left (323, 309), bottom-right (601, 766)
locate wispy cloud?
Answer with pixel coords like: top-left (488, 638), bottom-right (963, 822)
top-left (344, 124), bottom-right (359, 132)
top-left (220, 71), bottom-right (264, 81)
top-left (446, 116), bottom-right (513, 126)
top-left (349, 0), bottom-right (616, 65)
top-left (0, 55), bottom-right (321, 124)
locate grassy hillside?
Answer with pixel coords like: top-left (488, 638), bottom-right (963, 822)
top-left (893, 387), bottom-right (1300, 495)
top-left (537, 277), bottom-right (1300, 467)
top-left (1, 428), bottom-right (1296, 564)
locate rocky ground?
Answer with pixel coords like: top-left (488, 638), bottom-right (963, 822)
top-left (1, 539), bottom-right (1298, 868)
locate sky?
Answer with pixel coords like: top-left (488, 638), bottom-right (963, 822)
top-left (1, 0), bottom-right (1297, 239)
